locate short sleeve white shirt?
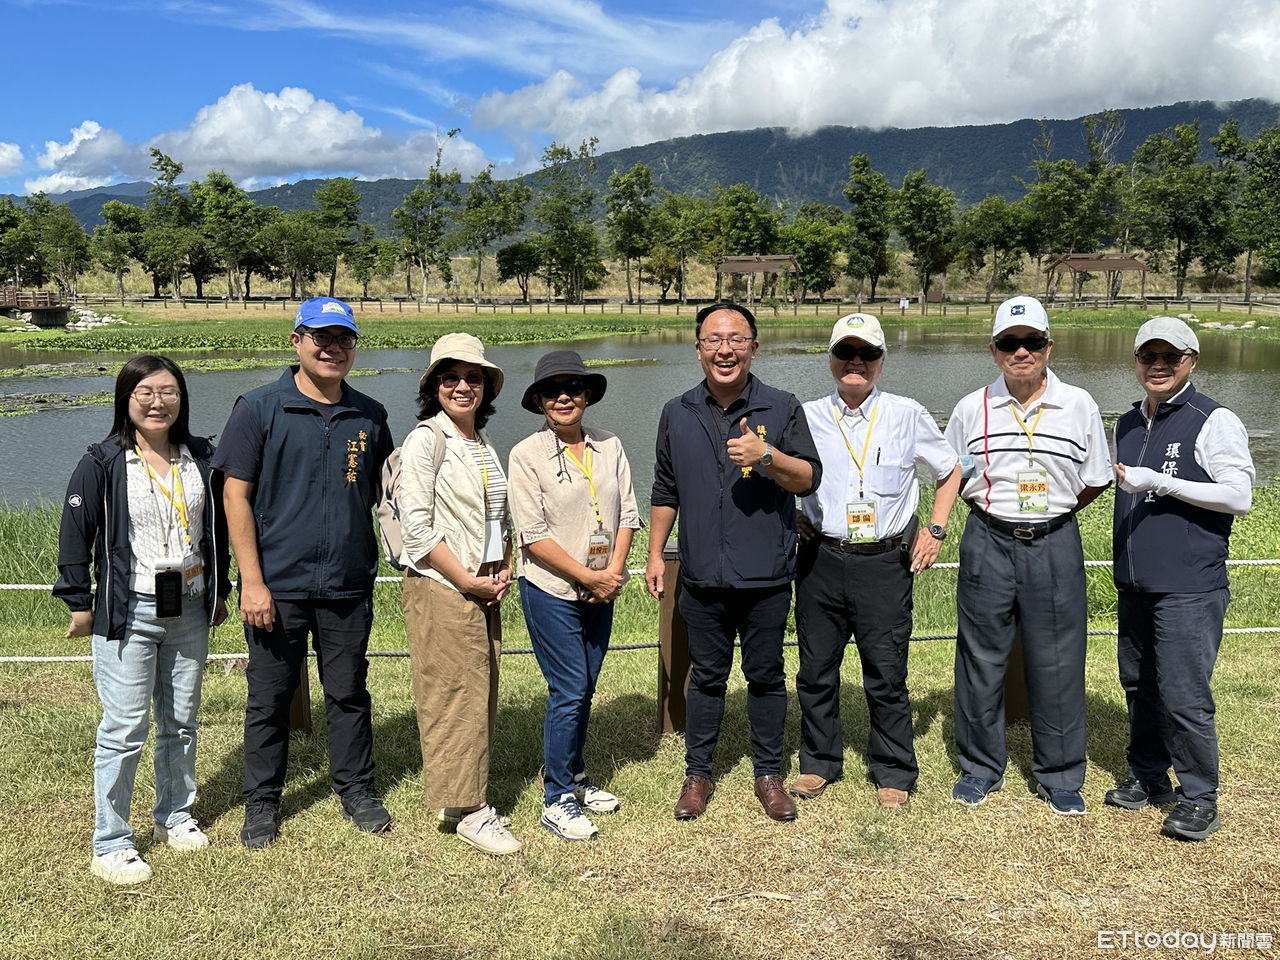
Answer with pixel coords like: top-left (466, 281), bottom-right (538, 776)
top-left (945, 369), bottom-right (1112, 521)
top-left (803, 387), bottom-right (957, 539)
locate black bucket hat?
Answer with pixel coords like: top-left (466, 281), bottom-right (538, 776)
top-left (521, 350), bottom-right (608, 413)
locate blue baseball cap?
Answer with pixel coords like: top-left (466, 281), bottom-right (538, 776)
top-left (294, 296), bottom-right (358, 334)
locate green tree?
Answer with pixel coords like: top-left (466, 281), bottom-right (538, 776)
top-left (313, 178), bottom-right (362, 297)
top-left (780, 205), bottom-right (843, 301)
top-left (142, 149), bottom-right (199, 298)
top-left (1212, 119), bottom-right (1280, 301)
top-left (393, 144), bottom-right (462, 302)
top-left (605, 161), bottom-right (655, 303)
top-left (533, 140), bottom-right (606, 303)
top-left (92, 200), bottom-right (145, 299)
top-left (257, 209), bottom-right (336, 299)
top-left (954, 195), bottom-right (1029, 302)
top-left (710, 183), bottom-right (780, 300)
top-left (456, 166), bottom-right (531, 301)
top-left (891, 170), bottom-right (956, 298)
top-left (842, 153), bottom-right (894, 300)
top-left (190, 171), bottom-right (257, 300)
top-left (345, 224), bottom-right (394, 300)
top-left (0, 197), bottom-right (40, 287)
top-left (496, 240), bottom-right (541, 303)
top-left (651, 192), bottom-right (709, 303)
top-left (25, 194), bottom-right (92, 297)
top-left (639, 244), bottom-right (681, 300)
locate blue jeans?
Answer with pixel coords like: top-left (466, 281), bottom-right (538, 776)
top-left (1117, 588), bottom-right (1228, 805)
top-left (91, 594), bottom-right (209, 855)
top-left (519, 579), bottom-right (613, 803)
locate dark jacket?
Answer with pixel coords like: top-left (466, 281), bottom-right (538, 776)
top-left (652, 375), bottom-right (821, 589)
top-left (53, 437), bottom-right (231, 642)
top-left (213, 368), bottom-right (392, 599)
top-left (1113, 383), bottom-right (1233, 593)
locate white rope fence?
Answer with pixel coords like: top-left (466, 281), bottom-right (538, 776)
top-left (3, 559), bottom-right (1279, 665)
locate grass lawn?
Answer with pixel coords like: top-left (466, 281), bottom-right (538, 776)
top-left (2, 494), bottom-right (1279, 959)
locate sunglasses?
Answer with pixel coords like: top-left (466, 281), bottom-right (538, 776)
top-left (831, 342), bottom-right (885, 363)
top-left (993, 334), bottom-right (1050, 353)
top-left (537, 377), bottom-right (588, 400)
top-left (439, 372), bottom-right (485, 389)
top-left (1135, 350), bottom-right (1194, 366)
top-left (303, 330), bottom-right (358, 350)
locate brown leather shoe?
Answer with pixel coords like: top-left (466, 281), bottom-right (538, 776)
top-left (674, 775), bottom-right (715, 820)
top-left (789, 773), bottom-right (830, 799)
top-left (755, 775), bottom-right (798, 822)
top-left (877, 787), bottom-right (911, 812)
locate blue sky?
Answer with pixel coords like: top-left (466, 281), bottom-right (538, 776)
top-left (4, 0), bottom-right (1280, 196)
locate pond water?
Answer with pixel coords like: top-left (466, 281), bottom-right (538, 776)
top-left (3, 324), bottom-right (1277, 508)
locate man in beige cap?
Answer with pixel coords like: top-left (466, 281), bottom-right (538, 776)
top-left (1108, 317), bottom-right (1253, 841)
top-left (791, 313), bottom-right (960, 810)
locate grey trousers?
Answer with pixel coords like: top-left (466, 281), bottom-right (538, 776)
top-left (954, 511), bottom-right (1088, 791)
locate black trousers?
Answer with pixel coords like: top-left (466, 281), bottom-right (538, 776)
top-left (243, 595), bottom-right (376, 803)
top-left (794, 540), bottom-right (917, 790)
top-left (954, 512), bottom-right (1087, 791)
top-left (678, 582), bottom-right (791, 779)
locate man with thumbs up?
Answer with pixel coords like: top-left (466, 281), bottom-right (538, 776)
top-left (646, 302), bottom-right (822, 823)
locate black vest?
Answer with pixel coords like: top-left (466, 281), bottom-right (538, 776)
top-left (1112, 384), bottom-right (1232, 593)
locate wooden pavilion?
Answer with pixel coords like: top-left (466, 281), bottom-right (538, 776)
top-left (1044, 253), bottom-right (1149, 300)
top-left (715, 255), bottom-right (799, 304)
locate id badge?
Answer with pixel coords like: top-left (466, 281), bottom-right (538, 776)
top-left (587, 531), bottom-right (612, 570)
top-left (482, 518), bottom-right (505, 563)
top-left (846, 501), bottom-right (877, 542)
top-left (1017, 469), bottom-right (1050, 513)
top-left (181, 553), bottom-right (204, 598)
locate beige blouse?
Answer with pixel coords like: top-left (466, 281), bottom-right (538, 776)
top-left (507, 424), bottom-right (643, 601)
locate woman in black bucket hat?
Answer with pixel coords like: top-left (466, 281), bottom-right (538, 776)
top-left (507, 350), bottom-right (643, 842)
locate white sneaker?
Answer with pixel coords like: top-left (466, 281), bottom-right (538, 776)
top-left (541, 794), bottom-right (599, 841)
top-left (154, 818), bottom-right (210, 851)
top-left (456, 805), bottom-right (523, 856)
top-left (90, 848), bottom-right (152, 885)
top-left (573, 774), bottom-right (621, 814)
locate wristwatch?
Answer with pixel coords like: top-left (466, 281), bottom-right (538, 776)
top-left (927, 523), bottom-right (947, 541)
top-left (757, 443), bottom-right (775, 468)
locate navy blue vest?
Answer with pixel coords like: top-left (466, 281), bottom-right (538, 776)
top-left (1112, 384), bottom-right (1232, 593)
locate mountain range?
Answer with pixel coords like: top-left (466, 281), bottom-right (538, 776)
top-left (11, 98), bottom-right (1279, 232)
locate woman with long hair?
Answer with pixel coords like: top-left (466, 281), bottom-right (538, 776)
top-left (397, 333), bottom-right (521, 855)
top-left (54, 355), bottom-right (230, 885)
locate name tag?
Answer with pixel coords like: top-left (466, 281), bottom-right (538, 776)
top-left (846, 500), bottom-right (877, 542)
top-left (482, 518), bottom-right (505, 563)
top-left (1017, 470), bottom-right (1050, 513)
top-left (587, 531), bottom-right (612, 570)
top-left (181, 554), bottom-right (204, 598)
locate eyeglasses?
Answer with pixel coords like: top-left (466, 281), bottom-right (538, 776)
top-left (439, 372), bottom-right (484, 389)
top-left (1135, 350), bottom-right (1194, 366)
top-left (697, 335), bottom-right (754, 351)
top-left (537, 377), bottom-right (588, 400)
top-left (303, 330), bottom-right (358, 350)
top-left (131, 387), bottom-right (182, 405)
top-left (993, 334), bottom-right (1050, 353)
top-left (831, 342), bottom-right (885, 363)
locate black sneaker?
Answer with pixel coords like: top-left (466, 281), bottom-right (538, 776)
top-left (1104, 777), bottom-right (1177, 810)
top-left (1162, 802), bottom-right (1220, 841)
top-left (341, 793), bottom-right (392, 834)
top-left (241, 799), bottom-right (280, 849)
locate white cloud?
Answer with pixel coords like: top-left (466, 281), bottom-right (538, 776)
top-left (0, 142), bottom-right (22, 177)
top-left (473, 0), bottom-right (1280, 154)
top-left (24, 84), bottom-right (494, 194)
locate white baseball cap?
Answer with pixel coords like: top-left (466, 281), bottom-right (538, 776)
top-left (1134, 316), bottom-right (1199, 354)
top-left (829, 313), bottom-right (886, 352)
top-left (992, 296), bottom-right (1049, 337)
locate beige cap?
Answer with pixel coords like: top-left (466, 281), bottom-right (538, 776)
top-left (419, 332), bottom-right (505, 399)
top-left (1135, 316), bottom-right (1199, 353)
top-left (829, 313), bottom-right (887, 351)
top-left (992, 296), bottom-right (1049, 336)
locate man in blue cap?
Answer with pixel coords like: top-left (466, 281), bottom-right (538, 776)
top-left (1108, 316), bottom-right (1254, 841)
top-left (214, 297), bottom-right (394, 848)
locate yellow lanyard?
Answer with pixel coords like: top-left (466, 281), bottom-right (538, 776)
top-left (562, 444), bottom-right (604, 529)
top-left (473, 436), bottom-right (491, 502)
top-left (1010, 403), bottom-right (1045, 464)
top-left (136, 446), bottom-right (191, 549)
top-left (832, 399), bottom-right (880, 496)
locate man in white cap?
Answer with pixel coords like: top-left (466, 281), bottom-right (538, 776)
top-left (1108, 316), bottom-right (1253, 841)
top-left (944, 295), bottom-right (1112, 815)
top-left (790, 314), bottom-right (960, 811)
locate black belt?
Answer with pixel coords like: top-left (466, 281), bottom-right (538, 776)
top-left (969, 505), bottom-right (1073, 541)
top-left (819, 533), bottom-right (903, 556)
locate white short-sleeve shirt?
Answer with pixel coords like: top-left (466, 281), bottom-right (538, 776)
top-left (945, 369), bottom-right (1112, 521)
top-left (803, 387), bottom-right (958, 540)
